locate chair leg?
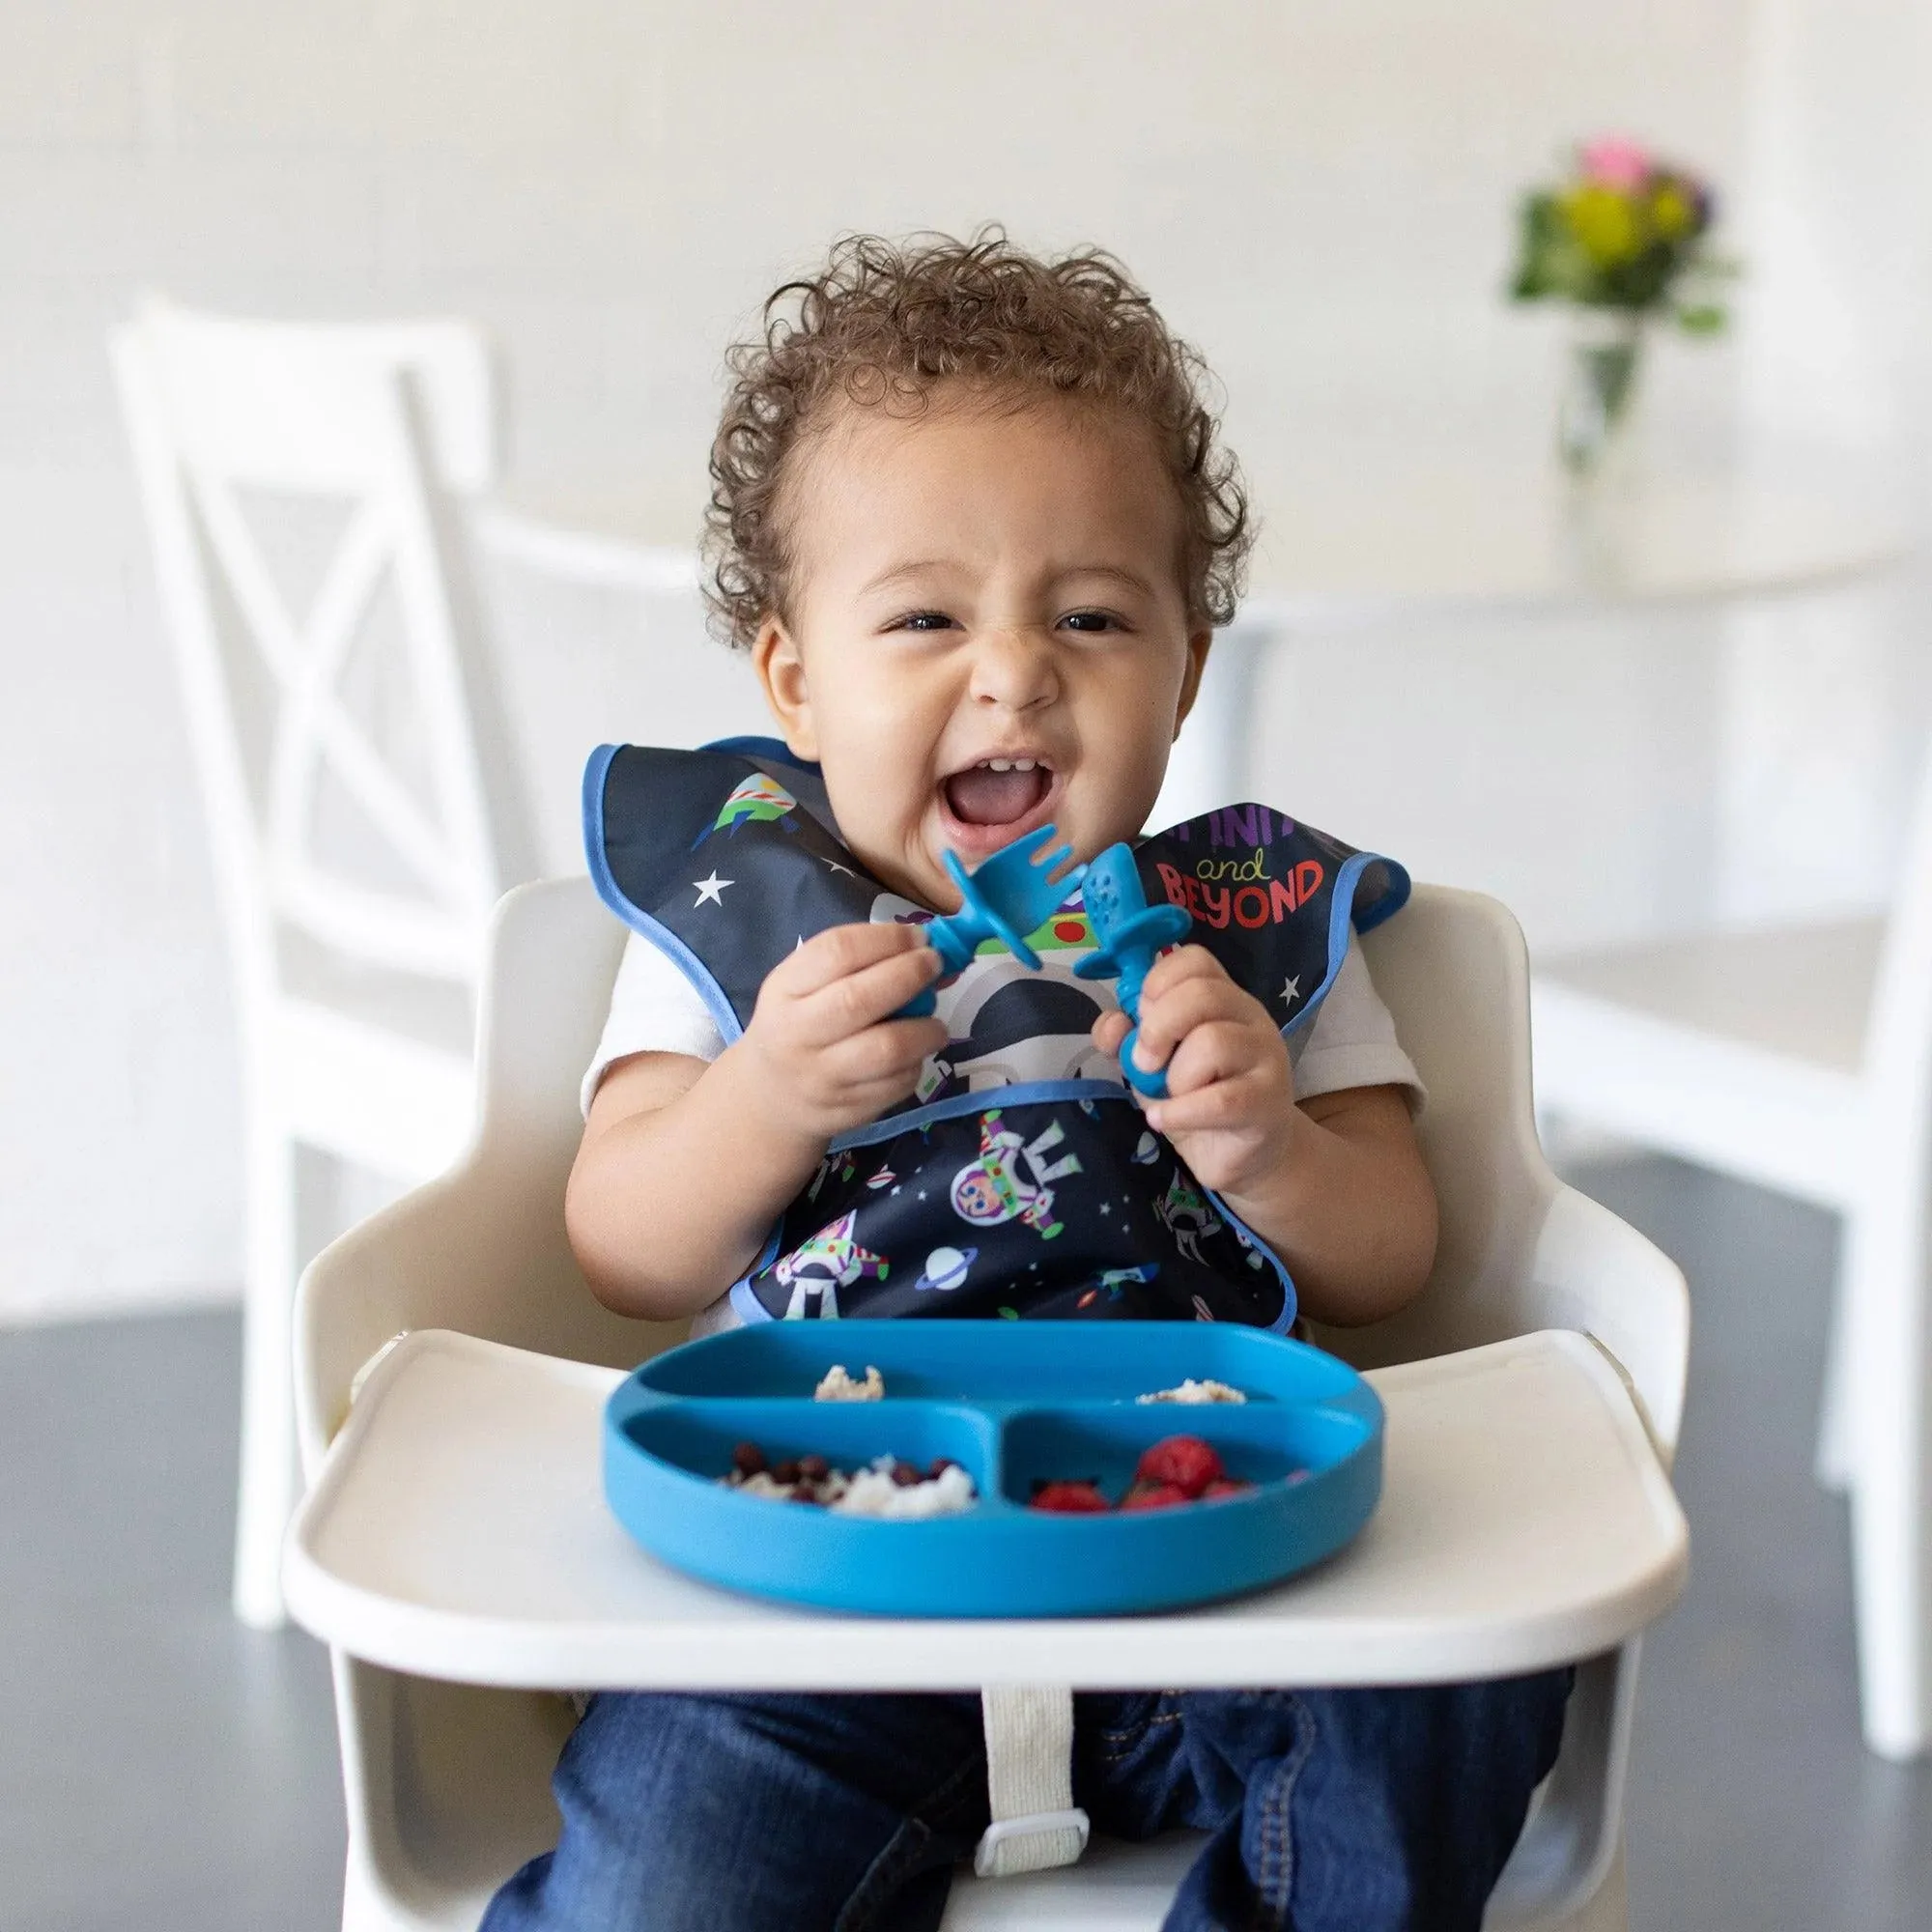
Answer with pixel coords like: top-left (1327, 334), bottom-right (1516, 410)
top-left (1841, 1203), bottom-right (1929, 1759)
top-left (233, 1123), bottom-right (302, 1630)
top-left (1509, 1841), bottom-right (1627, 1932)
top-left (1814, 1252), bottom-right (1855, 1493)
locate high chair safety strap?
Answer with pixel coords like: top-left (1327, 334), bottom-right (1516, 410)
top-left (974, 1686), bottom-right (1091, 1878)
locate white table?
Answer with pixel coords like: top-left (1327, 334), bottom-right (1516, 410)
top-left (482, 462), bottom-right (1913, 828)
top-left (285, 1326), bottom-right (1685, 1690)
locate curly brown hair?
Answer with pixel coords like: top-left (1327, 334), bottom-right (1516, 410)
top-left (702, 230), bottom-right (1254, 649)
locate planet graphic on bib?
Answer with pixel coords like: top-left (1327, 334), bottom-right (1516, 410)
top-left (1132, 1131), bottom-right (1160, 1165)
top-left (914, 1245), bottom-right (978, 1293)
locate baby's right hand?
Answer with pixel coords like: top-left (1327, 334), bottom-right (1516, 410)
top-left (733, 923), bottom-right (946, 1141)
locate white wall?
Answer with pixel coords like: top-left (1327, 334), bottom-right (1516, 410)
top-left (2, 0), bottom-right (1922, 1320)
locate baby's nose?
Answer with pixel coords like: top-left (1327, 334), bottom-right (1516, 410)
top-left (968, 627), bottom-right (1060, 709)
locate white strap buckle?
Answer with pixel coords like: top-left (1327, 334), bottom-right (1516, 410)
top-left (976, 1685), bottom-right (1087, 1877)
top-left (973, 1806), bottom-right (1092, 1879)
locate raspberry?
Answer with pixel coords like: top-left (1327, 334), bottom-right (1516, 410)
top-left (1120, 1481), bottom-right (1189, 1511)
top-left (1201, 1478), bottom-right (1254, 1501)
top-left (1133, 1435), bottom-right (1225, 1497)
top-left (1029, 1480), bottom-right (1110, 1514)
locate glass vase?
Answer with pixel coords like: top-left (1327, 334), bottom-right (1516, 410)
top-left (1557, 309), bottom-right (1646, 480)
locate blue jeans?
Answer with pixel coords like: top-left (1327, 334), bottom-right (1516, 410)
top-left (481, 1673), bottom-right (1572, 1932)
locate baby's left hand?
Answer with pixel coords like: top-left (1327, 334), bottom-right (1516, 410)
top-left (1091, 946), bottom-right (1297, 1199)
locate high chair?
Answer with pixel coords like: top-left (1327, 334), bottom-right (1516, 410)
top-left (286, 875), bottom-right (1689, 1931)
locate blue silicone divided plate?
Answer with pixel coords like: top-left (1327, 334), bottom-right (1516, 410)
top-left (603, 1321), bottom-right (1383, 1617)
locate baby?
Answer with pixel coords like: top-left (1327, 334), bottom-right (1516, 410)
top-left (484, 234), bottom-right (1568, 1932)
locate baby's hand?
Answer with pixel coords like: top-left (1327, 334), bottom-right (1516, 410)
top-left (735, 923), bottom-right (946, 1142)
top-left (1093, 946), bottom-right (1296, 1198)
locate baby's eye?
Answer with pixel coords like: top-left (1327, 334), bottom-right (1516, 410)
top-left (1059, 609), bottom-right (1125, 634)
top-left (889, 610), bottom-right (958, 634)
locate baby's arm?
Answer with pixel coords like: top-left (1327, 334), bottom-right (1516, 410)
top-left (566, 924), bottom-right (943, 1321)
top-left (1094, 948), bottom-right (1437, 1326)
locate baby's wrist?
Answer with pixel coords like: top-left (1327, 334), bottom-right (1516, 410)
top-left (1208, 1089), bottom-right (1315, 1224)
top-left (709, 1037), bottom-right (836, 1168)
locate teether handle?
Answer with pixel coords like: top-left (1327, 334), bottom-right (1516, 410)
top-left (1118, 1025), bottom-right (1171, 1100)
top-left (894, 848), bottom-right (1056, 1017)
top-left (1070, 845), bottom-right (1192, 1097)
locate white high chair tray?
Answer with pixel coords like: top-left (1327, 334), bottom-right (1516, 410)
top-left (284, 1326), bottom-right (1686, 1690)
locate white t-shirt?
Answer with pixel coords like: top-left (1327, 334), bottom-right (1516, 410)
top-left (582, 928), bottom-right (1423, 1335)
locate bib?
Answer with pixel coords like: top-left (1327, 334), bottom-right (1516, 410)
top-left (584, 740), bottom-right (1408, 1332)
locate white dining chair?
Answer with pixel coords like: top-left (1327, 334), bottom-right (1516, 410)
top-left (112, 298), bottom-right (553, 1629)
top-left (1530, 721), bottom-right (1932, 1761)
top-left (285, 875), bottom-right (1688, 1932)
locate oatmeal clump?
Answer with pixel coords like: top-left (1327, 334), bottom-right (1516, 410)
top-left (814, 1363), bottom-right (885, 1402)
top-left (1137, 1378), bottom-right (1247, 1406)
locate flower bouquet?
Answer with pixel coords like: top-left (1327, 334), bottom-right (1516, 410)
top-left (1509, 137), bottom-right (1733, 475)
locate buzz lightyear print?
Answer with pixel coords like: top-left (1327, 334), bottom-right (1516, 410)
top-left (1156, 1170), bottom-right (1224, 1265)
top-left (949, 1112), bottom-right (1084, 1240)
top-left (771, 1209), bottom-right (887, 1320)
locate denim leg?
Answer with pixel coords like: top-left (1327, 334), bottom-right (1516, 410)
top-left (1076, 1671), bottom-right (1573, 1932)
top-left (480, 1690), bottom-right (988, 1932)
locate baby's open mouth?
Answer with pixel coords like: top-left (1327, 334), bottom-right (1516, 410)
top-left (941, 757), bottom-right (1053, 830)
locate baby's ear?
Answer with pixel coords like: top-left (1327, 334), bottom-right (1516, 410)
top-left (753, 616), bottom-right (819, 760)
top-left (1173, 626), bottom-right (1213, 737)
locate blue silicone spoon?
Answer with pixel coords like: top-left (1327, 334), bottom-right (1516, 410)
top-left (1073, 842), bottom-right (1193, 1098)
top-left (899, 825), bottom-right (1087, 1017)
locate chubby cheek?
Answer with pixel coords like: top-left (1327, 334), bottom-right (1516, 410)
top-left (815, 726), bottom-right (951, 896)
top-left (1076, 724), bottom-right (1174, 845)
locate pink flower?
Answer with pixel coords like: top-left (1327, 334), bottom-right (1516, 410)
top-left (1579, 136), bottom-right (1652, 191)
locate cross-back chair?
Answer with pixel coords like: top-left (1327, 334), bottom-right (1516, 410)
top-left (113, 298), bottom-right (539, 1626)
top-left (1532, 715), bottom-right (1932, 1759)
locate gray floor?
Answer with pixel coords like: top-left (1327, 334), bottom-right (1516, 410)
top-left (2, 1159), bottom-right (1928, 1931)
top-left (0, 1311), bottom-right (343, 1932)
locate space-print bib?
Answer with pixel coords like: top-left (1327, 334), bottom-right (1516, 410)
top-left (583, 740), bottom-right (1409, 1331)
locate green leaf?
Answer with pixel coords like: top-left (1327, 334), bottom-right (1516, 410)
top-left (1674, 304), bottom-right (1727, 335)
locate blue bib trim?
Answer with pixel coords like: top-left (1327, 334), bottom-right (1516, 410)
top-left (582, 742), bottom-right (1411, 1333)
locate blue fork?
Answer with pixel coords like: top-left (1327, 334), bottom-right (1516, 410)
top-left (898, 825), bottom-right (1086, 1017)
top-left (1073, 843), bottom-right (1193, 1098)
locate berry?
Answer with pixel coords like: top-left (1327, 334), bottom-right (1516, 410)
top-left (770, 1459), bottom-right (802, 1486)
top-left (891, 1461), bottom-right (923, 1488)
top-left (1134, 1435), bottom-right (1225, 1497)
top-left (1201, 1478), bottom-right (1254, 1501)
top-left (730, 1441), bottom-right (766, 1478)
top-left (1120, 1481), bottom-right (1189, 1511)
top-left (1029, 1480), bottom-right (1110, 1514)
top-left (797, 1454), bottom-right (830, 1482)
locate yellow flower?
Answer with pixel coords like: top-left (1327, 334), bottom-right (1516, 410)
top-left (1651, 182), bottom-right (1693, 239)
top-left (1562, 184), bottom-right (1641, 267)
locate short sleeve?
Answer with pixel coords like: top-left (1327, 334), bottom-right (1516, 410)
top-left (581, 933), bottom-right (728, 1116)
top-left (1290, 932), bottom-right (1426, 1113)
